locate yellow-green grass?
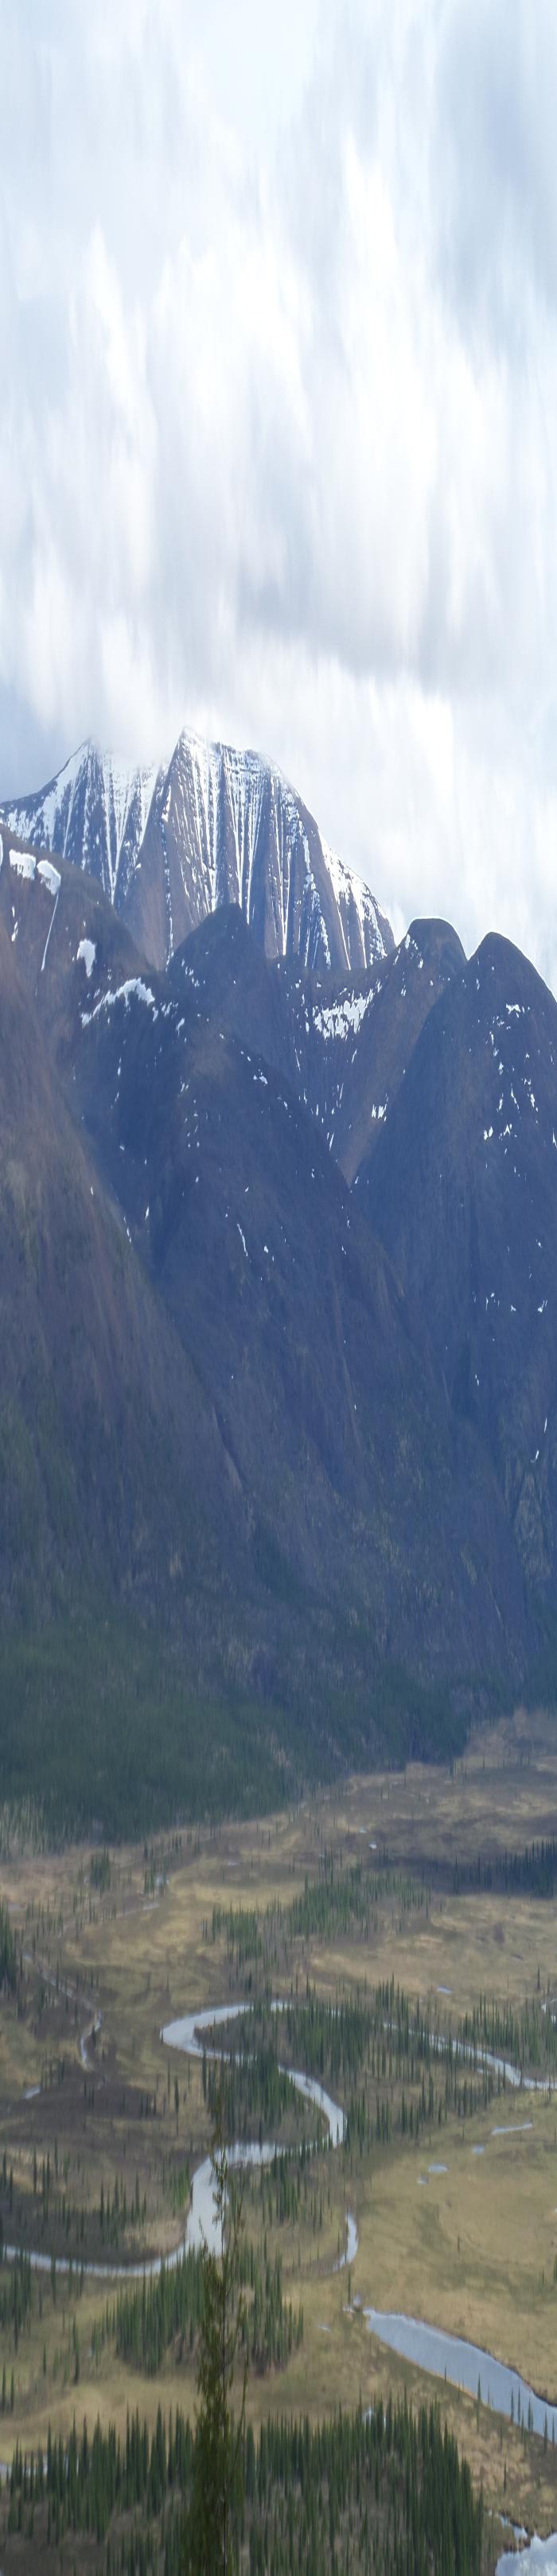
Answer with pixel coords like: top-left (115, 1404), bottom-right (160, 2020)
top-left (2, 1709), bottom-right (557, 2541)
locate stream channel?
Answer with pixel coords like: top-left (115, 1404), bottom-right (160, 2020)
top-left (162, 2002), bottom-right (557, 2570)
top-left (5, 1996), bottom-right (557, 2563)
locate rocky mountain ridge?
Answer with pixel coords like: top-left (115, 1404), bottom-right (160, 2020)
top-left (0, 827), bottom-right (529, 1669)
top-left (0, 731), bottom-right (392, 977)
top-left (2, 786), bottom-right (556, 1819)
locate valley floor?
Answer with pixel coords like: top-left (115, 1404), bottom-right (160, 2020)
top-left (2, 1708), bottom-right (557, 2566)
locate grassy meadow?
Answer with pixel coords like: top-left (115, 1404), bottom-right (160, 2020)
top-left (2, 1707), bottom-right (557, 2559)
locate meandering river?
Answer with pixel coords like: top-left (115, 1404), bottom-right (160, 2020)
top-left (163, 1996), bottom-right (557, 2521)
top-left (6, 1990), bottom-right (557, 2561)
top-left (161, 2002), bottom-right (346, 2253)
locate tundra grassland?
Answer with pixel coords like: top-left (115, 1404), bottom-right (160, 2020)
top-left (2, 1707), bottom-right (557, 2562)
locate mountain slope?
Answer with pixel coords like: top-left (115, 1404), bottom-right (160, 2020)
top-left (2, 836), bottom-right (554, 1824)
top-left (1, 731), bottom-right (392, 976)
top-left (0, 821), bottom-right (146, 1065)
top-left (0, 830), bottom-right (463, 1200)
top-left (2, 828), bottom-right (551, 1649)
top-left (0, 844), bottom-right (537, 1674)
top-left (0, 911), bottom-right (250, 1627)
top-left (360, 933), bottom-right (557, 1593)
top-left (164, 907), bottom-right (465, 1180)
top-left (67, 911), bottom-right (528, 1692)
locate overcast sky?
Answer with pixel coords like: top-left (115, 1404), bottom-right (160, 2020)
top-left (2, 0), bottom-right (557, 978)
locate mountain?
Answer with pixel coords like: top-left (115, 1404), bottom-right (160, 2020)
top-left (0, 821), bottom-right (144, 1062)
top-left (0, 824), bottom-right (546, 1631)
top-left (0, 731), bottom-right (393, 976)
top-left (0, 899), bottom-right (247, 1627)
top-left (0, 829), bottom-right (462, 1193)
top-left (161, 907), bottom-right (465, 1181)
top-left (68, 898), bottom-right (525, 1704)
top-left (360, 932), bottom-right (557, 1596)
top-left (0, 836), bottom-right (532, 1809)
top-left (5, 788), bottom-right (557, 1828)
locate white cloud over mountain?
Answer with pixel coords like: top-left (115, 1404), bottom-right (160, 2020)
top-left (2, 0), bottom-right (557, 982)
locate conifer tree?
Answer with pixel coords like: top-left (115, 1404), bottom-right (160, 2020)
top-left (186, 2109), bottom-right (247, 2575)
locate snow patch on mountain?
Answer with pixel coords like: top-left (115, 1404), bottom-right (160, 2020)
top-left (1, 730), bottom-right (393, 979)
top-left (323, 840), bottom-right (388, 970)
top-left (37, 858), bottom-right (61, 898)
top-left (2, 745), bottom-right (160, 913)
top-left (10, 847), bottom-right (36, 881)
top-left (82, 976), bottom-right (158, 1030)
top-left (7, 844), bottom-right (60, 908)
top-left (33, 745), bottom-right (84, 849)
top-left (314, 990), bottom-right (376, 1043)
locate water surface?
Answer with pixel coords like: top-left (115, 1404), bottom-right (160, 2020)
top-left (364, 2310), bottom-right (556, 2441)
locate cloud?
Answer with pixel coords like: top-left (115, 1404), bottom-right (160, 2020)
top-left (434, 0), bottom-right (557, 332)
top-left (1, 0), bottom-right (557, 988)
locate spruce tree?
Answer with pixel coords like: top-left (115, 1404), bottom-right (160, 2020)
top-left (186, 2112), bottom-right (247, 2575)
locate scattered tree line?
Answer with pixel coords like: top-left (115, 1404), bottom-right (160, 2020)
top-left (0, 2251), bottom-right (32, 2353)
top-left (453, 1837), bottom-right (557, 1899)
top-left (209, 1853), bottom-right (427, 1975)
top-left (220, 1978), bottom-right (501, 2105)
top-left (205, 2046), bottom-right (315, 2145)
top-left (0, 2144), bottom-right (147, 2265)
top-left (0, 1798), bottom-right (47, 1859)
top-left (208, 1977), bottom-right (539, 2159)
top-left (255, 2146), bottom-right (310, 2232)
top-left (220, 1979), bottom-right (442, 2093)
top-left (90, 1849), bottom-right (111, 1893)
top-left (459, 1990), bottom-right (557, 2081)
top-left (107, 2240), bottom-right (302, 2381)
top-left (2, 2392), bottom-right (488, 2573)
top-left (237, 2243), bottom-right (303, 2375)
top-left (0, 1899), bottom-right (18, 1992)
top-left (0, 2120), bottom-right (490, 2574)
top-left (113, 2252), bottom-right (204, 2375)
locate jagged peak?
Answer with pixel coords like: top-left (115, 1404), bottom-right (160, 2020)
top-left (0, 724), bottom-right (393, 977)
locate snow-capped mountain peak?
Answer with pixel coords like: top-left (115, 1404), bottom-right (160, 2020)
top-left (0, 728), bottom-right (393, 976)
top-left (1, 740), bottom-right (161, 913)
